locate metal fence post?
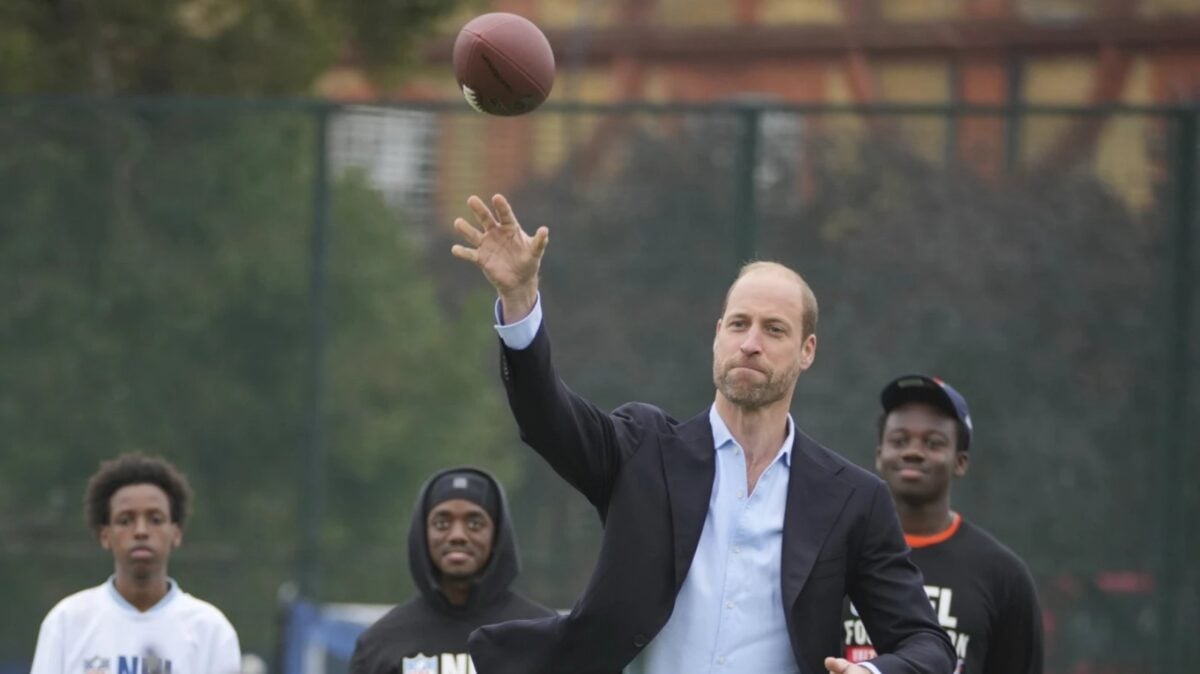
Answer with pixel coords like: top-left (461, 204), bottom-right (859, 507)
top-left (945, 59), bottom-right (961, 168)
top-left (1003, 54), bottom-right (1024, 174)
top-left (1161, 108), bottom-right (1197, 673)
top-left (300, 103), bottom-right (333, 601)
top-left (733, 105), bottom-right (762, 265)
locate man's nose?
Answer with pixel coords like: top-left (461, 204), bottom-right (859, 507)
top-left (739, 328), bottom-right (762, 354)
top-left (447, 522), bottom-right (469, 542)
top-left (133, 517), bottom-right (150, 536)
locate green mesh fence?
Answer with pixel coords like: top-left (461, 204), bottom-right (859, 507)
top-left (1, 97), bottom-right (1196, 673)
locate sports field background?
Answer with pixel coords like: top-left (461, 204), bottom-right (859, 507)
top-left (1, 97), bottom-right (1196, 673)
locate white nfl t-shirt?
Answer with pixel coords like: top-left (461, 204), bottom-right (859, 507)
top-left (31, 577), bottom-right (241, 674)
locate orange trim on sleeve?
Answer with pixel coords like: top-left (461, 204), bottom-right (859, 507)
top-left (905, 512), bottom-right (961, 549)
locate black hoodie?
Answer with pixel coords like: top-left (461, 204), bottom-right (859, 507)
top-left (349, 467), bottom-right (555, 674)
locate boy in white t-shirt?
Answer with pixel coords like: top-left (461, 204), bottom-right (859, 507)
top-left (31, 453), bottom-right (241, 674)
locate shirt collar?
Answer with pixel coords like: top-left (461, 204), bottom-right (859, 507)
top-left (106, 575), bottom-right (179, 614)
top-left (708, 405), bottom-right (795, 467)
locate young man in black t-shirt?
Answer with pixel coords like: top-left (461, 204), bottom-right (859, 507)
top-left (843, 374), bottom-right (1044, 673)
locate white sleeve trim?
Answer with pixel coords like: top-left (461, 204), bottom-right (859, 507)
top-left (493, 294), bottom-right (542, 350)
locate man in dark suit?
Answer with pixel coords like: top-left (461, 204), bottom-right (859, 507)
top-left (450, 193), bottom-right (955, 674)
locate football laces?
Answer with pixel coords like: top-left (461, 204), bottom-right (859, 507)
top-left (461, 84), bottom-right (486, 113)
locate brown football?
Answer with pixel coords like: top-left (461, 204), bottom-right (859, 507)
top-left (452, 13), bottom-right (555, 116)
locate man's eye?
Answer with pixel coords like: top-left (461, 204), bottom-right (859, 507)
top-left (468, 520), bottom-right (484, 531)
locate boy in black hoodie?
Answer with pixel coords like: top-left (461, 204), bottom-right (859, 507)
top-left (349, 467), bottom-right (555, 674)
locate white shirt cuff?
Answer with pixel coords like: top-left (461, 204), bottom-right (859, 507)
top-left (493, 294), bottom-right (542, 350)
top-left (859, 663), bottom-right (883, 674)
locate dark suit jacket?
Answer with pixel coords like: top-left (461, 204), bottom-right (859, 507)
top-left (468, 325), bottom-right (955, 674)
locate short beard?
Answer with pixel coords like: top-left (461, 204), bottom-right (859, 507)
top-left (713, 363), bottom-right (795, 411)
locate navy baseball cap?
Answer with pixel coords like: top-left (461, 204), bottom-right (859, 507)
top-left (880, 374), bottom-right (973, 450)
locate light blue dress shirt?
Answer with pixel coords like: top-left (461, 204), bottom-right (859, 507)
top-left (494, 296), bottom-right (884, 674)
top-left (637, 405), bottom-right (798, 674)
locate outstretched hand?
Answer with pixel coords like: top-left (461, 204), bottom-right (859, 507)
top-left (450, 194), bottom-right (549, 323)
top-left (824, 657), bottom-right (872, 673)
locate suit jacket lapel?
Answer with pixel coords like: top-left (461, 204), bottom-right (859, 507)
top-left (661, 410), bottom-right (716, 591)
top-left (782, 432), bottom-right (853, 610)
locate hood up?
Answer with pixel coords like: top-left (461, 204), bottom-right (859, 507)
top-left (408, 466), bottom-right (522, 613)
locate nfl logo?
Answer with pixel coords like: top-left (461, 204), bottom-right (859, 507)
top-left (402, 654), bottom-right (438, 674)
top-left (83, 656), bottom-right (109, 674)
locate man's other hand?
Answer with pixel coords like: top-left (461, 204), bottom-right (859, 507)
top-left (824, 656), bottom-right (872, 674)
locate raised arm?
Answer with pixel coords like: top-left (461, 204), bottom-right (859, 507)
top-left (451, 194), bottom-right (637, 511)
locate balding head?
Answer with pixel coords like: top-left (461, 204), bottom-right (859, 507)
top-left (721, 261), bottom-right (818, 338)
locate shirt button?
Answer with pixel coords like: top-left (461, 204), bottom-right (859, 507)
top-left (725, 601), bottom-right (734, 609)
top-left (732, 546), bottom-right (741, 554)
top-left (717, 656), bottom-right (726, 665)
top-left (737, 491), bottom-right (746, 499)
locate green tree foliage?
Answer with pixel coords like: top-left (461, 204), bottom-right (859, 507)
top-left (0, 0), bottom-right (472, 94)
top-left (0, 0), bottom-right (499, 663)
top-left (0, 102), bottom-right (515, 662)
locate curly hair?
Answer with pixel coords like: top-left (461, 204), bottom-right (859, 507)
top-left (84, 453), bottom-right (194, 533)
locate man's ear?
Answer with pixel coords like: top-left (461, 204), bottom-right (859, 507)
top-left (954, 451), bottom-right (970, 478)
top-left (99, 526), bottom-right (111, 550)
top-left (874, 445), bottom-right (884, 474)
top-left (795, 333), bottom-right (817, 372)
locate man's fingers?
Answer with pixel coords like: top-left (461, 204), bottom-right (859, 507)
top-left (450, 244), bottom-right (479, 263)
top-left (454, 195), bottom-right (545, 274)
top-left (467, 195), bottom-right (498, 230)
top-left (453, 217), bottom-right (484, 246)
top-left (824, 656), bottom-right (848, 673)
top-left (492, 194), bottom-right (518, 227)
top-left (532, 226), bottom-right (550, 257)
top-left (823, 657), bottom-right (867, 673)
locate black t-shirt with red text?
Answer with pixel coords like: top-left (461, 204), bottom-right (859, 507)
top-left (842, 515), bottom-right (1043, 674)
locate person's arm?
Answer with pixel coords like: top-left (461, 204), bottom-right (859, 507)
top-left (347, 635), bottom-right (372, 674)
top-left (983, 560), bottom-right (1044, 674)
top-left (347, 627), bottom-right (405, 674)
top-left (29, 610), bottom-right (63, 674)
top-left (453, 194), bottom-right (639, 510)
top-left (494, 293), bottom-right (541, 350)
top-left (499, 314), bottom-right (644, 509)
top-left (209, 614), bottom-right (242, 674)
top-left (847, 481), bottom-right (956, 674)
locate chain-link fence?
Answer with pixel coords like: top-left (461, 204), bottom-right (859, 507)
top-left (2, 96), bottom-right (1196, 673)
